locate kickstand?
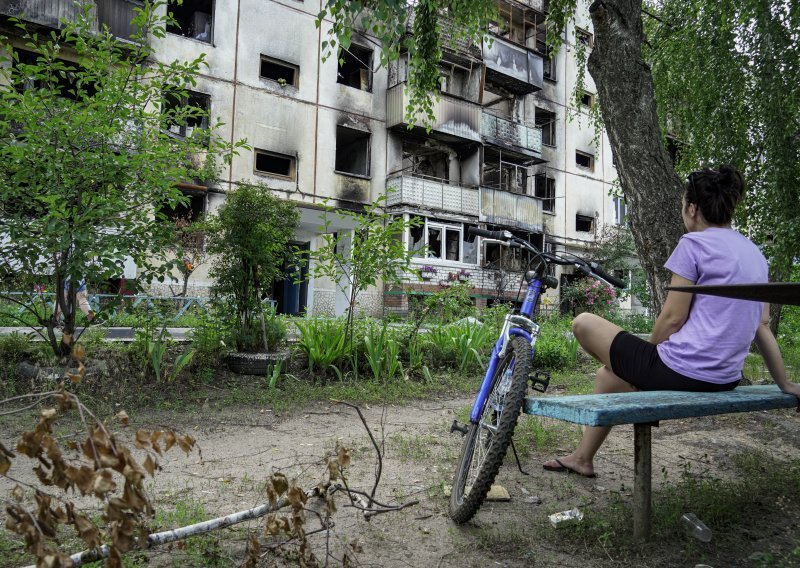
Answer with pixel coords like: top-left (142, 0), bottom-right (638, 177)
top-left (510, 439), bottom-right (529, 475)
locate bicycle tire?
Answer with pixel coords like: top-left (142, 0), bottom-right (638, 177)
top-left (449, 335), bottom-right (532, 524)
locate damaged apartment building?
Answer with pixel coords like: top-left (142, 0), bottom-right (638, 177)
top-left (1, 0), bottom-right (626, 316)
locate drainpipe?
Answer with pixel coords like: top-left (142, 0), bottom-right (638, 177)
top-left (226, 0), bottom-right (242, 192)
top-left (312, 13), bottom-right (322, 201)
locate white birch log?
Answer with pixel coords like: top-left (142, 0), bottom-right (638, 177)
top-left (23, 488), bottom-right (319, 568)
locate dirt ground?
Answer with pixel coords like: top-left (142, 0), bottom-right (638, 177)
top-left (2, 392), bottom-right (800, 567)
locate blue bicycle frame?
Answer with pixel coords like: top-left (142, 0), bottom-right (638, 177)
top-left (469, 276), bottom-right (543, 423)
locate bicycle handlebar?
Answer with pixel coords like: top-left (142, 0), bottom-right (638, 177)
top-left (467, 227), bottom-right (508, 240)
top-left (468, 227), bottom-right (626, 289)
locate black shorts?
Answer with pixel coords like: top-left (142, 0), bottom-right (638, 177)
top-left (609, 331), bottom-right (739, 392)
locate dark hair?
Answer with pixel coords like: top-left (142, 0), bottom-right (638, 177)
top-left (684, 164), bottom-right (745, 225)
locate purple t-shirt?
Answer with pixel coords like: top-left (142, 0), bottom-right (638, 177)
top-left (657, 228), bottom-right (768, 384)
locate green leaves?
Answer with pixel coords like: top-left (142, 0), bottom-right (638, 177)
top-left (205, 183), bottom-right (298, 352)
top-left (0, 0), bottom-right (241, 357)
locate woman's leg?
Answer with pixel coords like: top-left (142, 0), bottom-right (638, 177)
top-left (543, 313), bottom-right (635, 476)
top-left (572, 312), bottom-right (624, 368)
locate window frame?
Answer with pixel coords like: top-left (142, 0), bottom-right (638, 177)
top-left (575, 214), bottom-right (594, 233)
top-left (253, 148), bottom-right (297, 180)
top-left (575, 150), bottom-right (595, 171)
top-left (534, 107), bottom-right (557, 147)
top-left (407, 217), bottom-right (478, 265)
top-left (163, 90), bottom-right (211, 140)
top-left (337, 44), bottom-right (374, 92)
top-left (576, 27), bottom-right (594, 49)
top-left (580, 91), bottom-right (595, 108)
top-left (534, 174), bottom-right (556, 214)
top-left (165, 0), bottom-right (214, 44)
top-left (259, 55), bottom-right (299, 88)
top-left (334, 126), bottom-right (372, 178)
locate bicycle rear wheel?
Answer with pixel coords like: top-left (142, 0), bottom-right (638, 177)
top-left (449, 335), bottom-right (532, 524)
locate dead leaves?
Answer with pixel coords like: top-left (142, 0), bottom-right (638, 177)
top-left (3, 390), bottom-right (198, 568)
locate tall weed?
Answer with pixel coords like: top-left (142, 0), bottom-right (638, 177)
top-left (295, 317), bottom-right (349, 380)
top-left (362, 321), bottom-right (403, 382)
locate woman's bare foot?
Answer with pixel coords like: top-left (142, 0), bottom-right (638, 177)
top-left (542, 455), bottom-right (596, 478)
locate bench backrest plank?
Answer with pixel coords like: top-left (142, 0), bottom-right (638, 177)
top-left (524, 385), bottom-right (798, 426)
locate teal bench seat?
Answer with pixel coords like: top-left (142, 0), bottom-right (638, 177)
top-left (524, 385), bottom-right (798, 540)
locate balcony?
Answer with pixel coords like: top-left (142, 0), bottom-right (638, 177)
top-left (386, 83), bottom-right (481, 144)
top-left (482, 36), bottom-right (543, 95)
top-left (481, 112), bottom-right (542, 158)
top-left (0, 0), bottom-right (143, 40)
top-left (480, 187), bottom-right (547, 232)
top-left (386, 175), bottom-right (479, 217)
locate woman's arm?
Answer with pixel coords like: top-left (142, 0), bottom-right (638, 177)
top-left (754, 303), bottom-right (800, 398)
top-left (649, 273), bottom-right (695, 345)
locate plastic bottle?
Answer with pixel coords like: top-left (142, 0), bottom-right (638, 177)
top-left (680, 513), bottom-right (712, 542)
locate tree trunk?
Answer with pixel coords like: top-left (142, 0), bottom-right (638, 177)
top-left (587, 0), bottom-right (684, 314)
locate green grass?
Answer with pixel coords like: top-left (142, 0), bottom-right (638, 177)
top-left (551, 450), bottom-right (800, 564)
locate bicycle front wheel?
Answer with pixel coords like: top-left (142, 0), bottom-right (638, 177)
top-left (449, 335), bottom-right (532, 524)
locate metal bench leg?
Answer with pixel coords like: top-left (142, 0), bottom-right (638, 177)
top-left (633, 423), bottom-right (652, 541)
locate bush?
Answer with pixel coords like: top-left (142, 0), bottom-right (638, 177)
top-left (562, 277), bottom-right (619, 315)
top-left (534, 315), bottom-right (579, 370)
top-left (0, 332), bottom-right (33, 363)
top-left (424, 283), bottom-right (476, 324)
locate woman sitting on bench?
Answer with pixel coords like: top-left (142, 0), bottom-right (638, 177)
top-left (544, 165), bottom-right (800, 478)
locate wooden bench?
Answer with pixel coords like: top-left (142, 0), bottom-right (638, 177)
top-left (524, 385), bottom-right (798, 540)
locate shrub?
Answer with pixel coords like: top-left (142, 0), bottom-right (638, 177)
top-left (425, 282), bottom-right (476, 324)
top-left (562, 277), bottom-right (618, 315)
top-left (0, 332), bottom-right (33, 363)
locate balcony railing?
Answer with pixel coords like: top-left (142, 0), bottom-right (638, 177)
top-left (481, 112), bottom-right (542, 155)
top-left (482, 36), bottom-right (544, 94)
top-left (386, 83), bottom-right (482, 143)
top-left (0, 0), bottom-right (143, 39)
top-left (386, 175), bottom-right (479, 216)
top-left (480, 187), bottom-right (546, 233)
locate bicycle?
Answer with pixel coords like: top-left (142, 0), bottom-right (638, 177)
top-left (448, 227), bottom-right (626, 524)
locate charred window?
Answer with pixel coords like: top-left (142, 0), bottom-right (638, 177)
top-left (337, 44), bottom-right (373, 91)
top-left (534, 107), bottom-right (556, 147)
top-left (534, 175), bottom-right (555, 213)
top-left (158, 190), bottom-right (205, 224)
top-left (13, 49), bottom-right (95, 100)
top-left (575, 150), bottom-right (594, 171)
top-left (576, 214), bottom-right (594, 233)
top-left (167, 0), bottom-right (213, 43)
top-left (163, 90), bottom-right (210, 140)
top-left (335, 127), bottom-right (371, 177)
top-left (260, 56), bottom-right (298, 87)
top-left (254, 149), bottom-right (296, 180)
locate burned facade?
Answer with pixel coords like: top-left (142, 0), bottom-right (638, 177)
top-left (1, 0), bottom-right (627, 316)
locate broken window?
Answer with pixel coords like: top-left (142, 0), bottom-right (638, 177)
top-left (576, 28), bottom-right (594, 48)
top-left (260, 56), bottom-right (298, 87)
top-left (337, 44), bottom-right (373, 91)
top-left (408, 218), bottom-right (469, 262)
top-left (576, 214), bottom-right (594, 233)
top-left (254, 149), bottom-right (296, 179)
top-left (534, 21), bottom-right (556, 81)
top-left (409, 216), bottom-right (426, 257)
top-left (335, 126), bottom-right (371, 177)
top-left (534, 107), bottom-right (556, 147)
top-left (575, 150), bottom-right (594, 170)
top-left (613, 196), bottom-right (628, 226)
top-left (402, 140), bottom-right (450, 181)
top-left (463, 225), bottom-right (478, 264)
top-left (167, 0), bottom-right (213, 42)
top-left (163, 90), bottom-right (210, 140)
top-left (483, 225), bottom-right (542, 271)
top-left (580, 91), bottom-right (595, 108)
top-left (158, 190), bottom-right (205, 224)
top-left (483, 149), bottom-right (529, 194)
top-left (534, 174), bottom-right (555, 213)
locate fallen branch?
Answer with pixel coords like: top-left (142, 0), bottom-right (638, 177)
top-left (22, 486), bottom-right (324, 568)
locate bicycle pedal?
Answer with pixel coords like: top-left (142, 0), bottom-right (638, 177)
top-left (450, 420), bottom-right (468, 436)
top-left (530, 371), bottom-right (550, 393)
